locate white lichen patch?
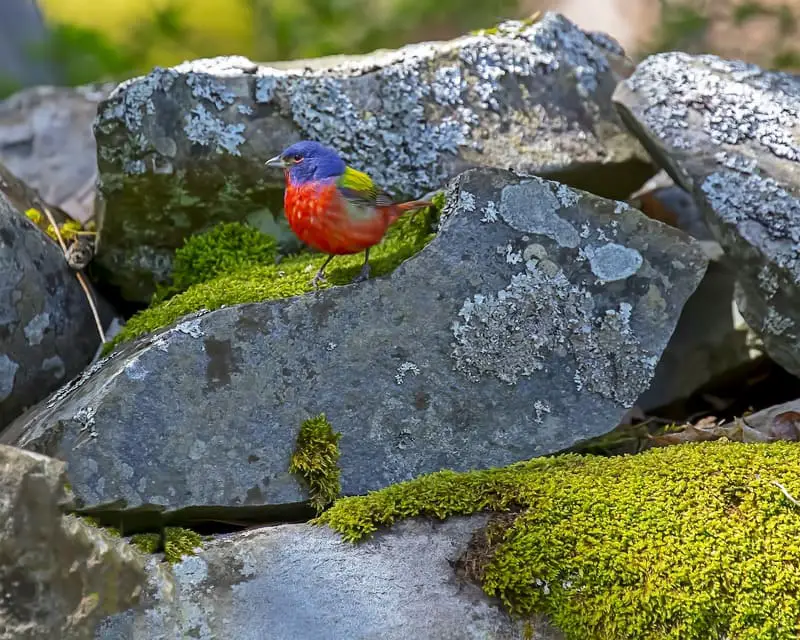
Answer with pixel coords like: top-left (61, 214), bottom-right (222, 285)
top-left (395, 361), bottom-right (421, 385)
top-left (124, 357), bottom-right (149, 381)
top-left (184, 105), bottom-right (246, 156)
top-left (480, 201), bottom-right (499, 223)
top-left (450, 260), bottom-right (656, 405)
top-left (586, 243), bottom-right (643, 282)
top-left (23, 312), bottom-right (50, 346)
top-left (499, 180), bottom-right (580, 248)
top-left (763, 307), bottom-right (795, 336)
top-left (175, 318), bottom-right (205, 339)
top-left (533, 399), bottom-right (551, 424)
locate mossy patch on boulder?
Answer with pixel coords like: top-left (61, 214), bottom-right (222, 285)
top-left (129, 532), bottom-right (161, 555)
top-left (105, 193), bottom-right (443, 353)
top-left (289, 414), bottom-right (343, 513)
top-left (163, 527), bottom-right (204, 564)
top-left (318, 441), bottom-right (800, 639)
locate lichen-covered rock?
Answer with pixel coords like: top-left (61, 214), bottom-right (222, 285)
top-left (613, 52), bottom-right (800, 378)
top-left (0, 84), bottom-right (113, 224)
top-left (2, 169), bottom-right (707, 516)
top-left (0, 444), bottom-right (147, 640)
top-left (96, 516), bottom-right (559, 639)
top-left (93, 11), bottom-right (651, 303)
top-left (0, 191), bottom-right (111, 430)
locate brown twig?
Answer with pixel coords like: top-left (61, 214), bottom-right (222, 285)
top-left (40, 204), bottom-right (106, 344)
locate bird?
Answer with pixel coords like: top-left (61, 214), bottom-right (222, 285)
top-left (265, 140), bottom-right (432, 289)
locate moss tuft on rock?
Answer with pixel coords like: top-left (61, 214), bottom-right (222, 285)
top-left (163, 527), bottom-right (203, 564)
top-left (318, 441), bottom-right (800, 639)
top-left (129, 532), bottom-right (161, 555)
top-left (104, 197), bottom-right (442, 354)
top-left (153, 221), bottom-right (279, 302)
top-left (290, 414), bottom-right (343, 513)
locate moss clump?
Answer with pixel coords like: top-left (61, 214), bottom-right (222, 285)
top-left (25, 208), bottom-right (43, 225)
top-left (290, 414), bottom-right (343, 513)
top-left (130, 532), bottom-right (161, 555)
top-left (79, 515), bottom-right (121, 537)
top-left (104, 197), bottom-right (442, 354)
top-left (318, 441), bottom-right (800, 639)
top-left (153, 221), bottom-right (278, 302)
top-left (163, 527), bottom-right (203, 564)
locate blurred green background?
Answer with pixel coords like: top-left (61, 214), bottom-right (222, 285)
top-left (31, 0), bottom-right (522, 89)
top-left (0, 0), bottom-right (797, 98)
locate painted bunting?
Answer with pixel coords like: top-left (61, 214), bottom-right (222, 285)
top-left (265, 140), bottom-right (432, 288)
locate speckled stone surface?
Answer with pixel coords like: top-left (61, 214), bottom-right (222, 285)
top-left (92, 12), bottom-right (651, 303)
top-left (0, 191), bottom-right (109, 430)
top-left (3, 169), bottom-right (707, 514)
top-left (613, 52), bottom-right (800, 378)
top-left (0, 444), bottom-right (147, 640)
top-left (96, 516), bottom-right (560, 640)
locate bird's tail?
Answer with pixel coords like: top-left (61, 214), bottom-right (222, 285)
top-left (388, 199), bottom-right (433, 224)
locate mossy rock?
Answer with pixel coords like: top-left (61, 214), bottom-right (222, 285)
top-left (289, 414), bottom-right (342, 513)
top-left (104, 194), bottom-right (443, 353)
top-left (318, 441), bottom-right (800, 639)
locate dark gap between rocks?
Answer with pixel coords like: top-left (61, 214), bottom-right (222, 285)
top-left (72, 501), bottom-right (317, 537)
top-left (542, 158), bottom-right (657, 202)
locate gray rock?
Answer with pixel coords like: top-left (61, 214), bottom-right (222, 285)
top-left (97, 516), bottom-right (560, 640)
top-left (3, 169), bottom-right (707, 516)
top-left (92, 12), bottom-right (651, 303)
top-left (0, 191), bottom-right (110, 429)
top-left (613, 52), bottom-right (800, 378)
top-left (0, 83), bottom-right (113, 224)
top-left (627, 170), bottom-right (750, 411)
top-left (0, 444), bottom-right (147, 640)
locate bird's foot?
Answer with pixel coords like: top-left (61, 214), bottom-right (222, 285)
top-left (310, 270), bottom-right (327, 290)
top-left (351, 262), bottom-right (371, 283)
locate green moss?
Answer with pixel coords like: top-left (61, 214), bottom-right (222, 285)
top-left (130, 532), bottom-right (161, 555)
top-left (153, 221), bottom-right (278, 302)
top-left (104, 196), bottom-right (442, 354)
top-left (163, 527), bottom-right (203, 563)
top-left (25, 208), bottom-right (43, 226)
top-left (290, 414), bottom-right (343, 513)
top-left (318, 441), bottom-right (800, 639)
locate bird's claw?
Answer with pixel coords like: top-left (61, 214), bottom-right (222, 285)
top-left (351, 263), bottom-right (371, 283)
top-left (310, 271), bottom-right (327, 290)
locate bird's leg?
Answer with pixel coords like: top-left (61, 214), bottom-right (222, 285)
top-left (311, 254), bottom-right (335, 290)
top-left (352, 248), bottom-right (371, 283)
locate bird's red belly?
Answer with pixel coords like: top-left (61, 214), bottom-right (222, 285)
top-left (285, 187), bottom-right (389, 255)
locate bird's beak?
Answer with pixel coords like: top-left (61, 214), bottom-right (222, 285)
top-left (265, 155), bottom-right (286, 168)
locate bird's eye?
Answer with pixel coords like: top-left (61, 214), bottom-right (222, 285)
top-left (291, 155), bottom-right (303, 164)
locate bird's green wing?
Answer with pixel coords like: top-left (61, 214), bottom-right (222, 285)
top-left (336, 166), bottom-right (394, 211)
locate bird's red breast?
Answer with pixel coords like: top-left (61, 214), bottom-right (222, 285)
top-left (284, 180), bottom-right (396, 255)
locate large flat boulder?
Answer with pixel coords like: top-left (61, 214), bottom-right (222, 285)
top-left (0, 444), bottom-right (147, 640)
top-left (97, 516), bottom-right (558, 639)
top-left (0, 191), bottom-right (109, 430)
top-left (3, 169), bottom-right (707, 517)
top-left (92, 12), bottom-right (651, 303)
top-left (613, 52), bottom-right (800, 378)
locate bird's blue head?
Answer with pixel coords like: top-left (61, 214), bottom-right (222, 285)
top-left (265, 140), bottom-right (346, 185)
